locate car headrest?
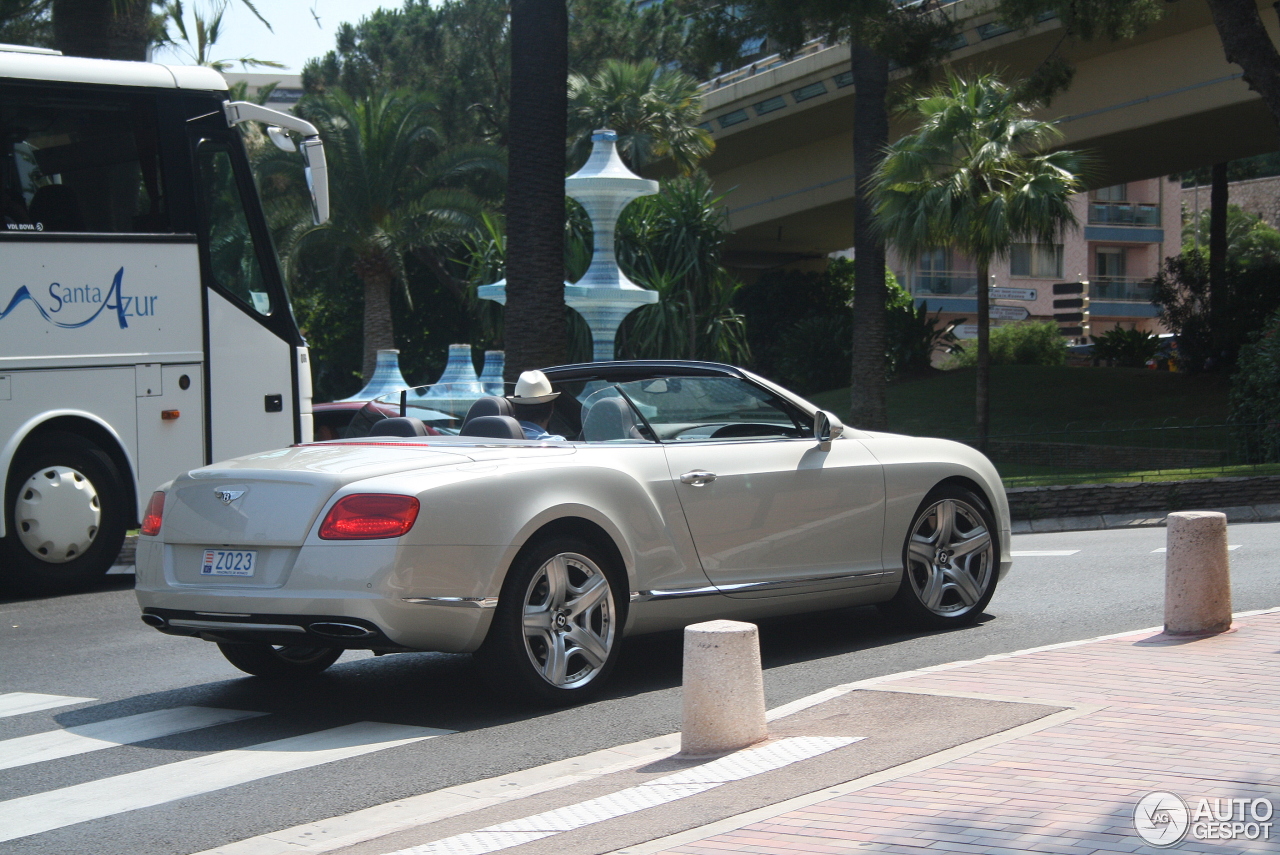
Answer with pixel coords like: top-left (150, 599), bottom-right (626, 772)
top-left (581, 396), bottom-right (639, 442)
top-left (462, 396), bottom-right (514, 426)
top-left (368, 416), bottom-right (430, 437)
top-left (460, 414), bottom-right (524, 439)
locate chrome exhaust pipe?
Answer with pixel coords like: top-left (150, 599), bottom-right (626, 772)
top-left (140, 613), bottom-right (166, 628)
top-left (309, 621), bottom-right (376, 639)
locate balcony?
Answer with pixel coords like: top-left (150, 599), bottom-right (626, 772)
top-left (1088, 200), bottom-right (1160, 227)
top-left (912, 272), bottom-right (979, 297)
top-left (1091, 276), bottom-right (1155, 302)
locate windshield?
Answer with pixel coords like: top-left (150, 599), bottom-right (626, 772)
top-left (341, 374), bottom-right (809, 443)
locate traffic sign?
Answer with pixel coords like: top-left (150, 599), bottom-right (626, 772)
top-left (989, 287), bottom-right (1036, 301)
top-left (989, 305), bottom-right (1030, 321)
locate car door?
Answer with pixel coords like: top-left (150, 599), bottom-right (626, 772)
top-left (662, 436), bottom-right (886, 597)
top-left (609, 374), bottom-right (887, 598)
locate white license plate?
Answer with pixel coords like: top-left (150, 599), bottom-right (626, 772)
top-left (200, 549), bottom-right (257, 577)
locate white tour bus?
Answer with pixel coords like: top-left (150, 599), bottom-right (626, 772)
top-left (0, 45), bottom-right (329, 594)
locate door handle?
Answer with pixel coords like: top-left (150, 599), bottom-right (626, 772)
top-left (680, 470), bottom-right (717, 486)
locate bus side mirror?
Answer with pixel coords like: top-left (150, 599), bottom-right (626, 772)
top-left (300, 137), bottom-right (329, 225)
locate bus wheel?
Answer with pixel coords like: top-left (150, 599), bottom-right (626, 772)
top-left (1, 433), bottom-right (129, 596)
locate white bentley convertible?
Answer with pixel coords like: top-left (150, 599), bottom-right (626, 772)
top-left (135, 361), bottom-right (1010, 703)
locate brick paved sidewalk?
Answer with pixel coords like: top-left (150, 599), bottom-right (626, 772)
top-left (644, 611), bottom-right (1280, 855)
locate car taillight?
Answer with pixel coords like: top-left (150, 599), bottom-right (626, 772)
top-left (141, 491), bottom-right (165, 536)
top-left (319, 494), bottom-right (420, 540)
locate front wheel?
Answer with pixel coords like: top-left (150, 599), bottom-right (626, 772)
top-left (479, 536), bottom-right (623, 705)
top-left (1, 433), bottom-right (129, 596)
top-left (880, 485), bottom-right (999, 629)
top-left (216, 642), bottom-right (342, 678)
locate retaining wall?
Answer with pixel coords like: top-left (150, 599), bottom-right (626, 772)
top-left (1006, 475), bottom-right (1280, 521)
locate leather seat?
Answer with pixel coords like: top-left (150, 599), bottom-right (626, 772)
top-left (581, 396), bottom-right (642, 442)
top-left (369, 416), bottom-right (430, 437)
top-left (460, 414), bottom-right (524, 439)
top-left (461, 396), bottom-right (514, 429)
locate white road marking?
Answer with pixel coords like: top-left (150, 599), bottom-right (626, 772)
top-left (0, 706), bottom-right (267, 771)
top-left (1010, 550), bottom-right (1080, 557)
top-left (0, 692), bottom-right (93, 718)
top-left (106, 564), bottom-right (135, 575)
top-left (1150, 545), bottom-right (1241, 553)
top-left (386, 736), bottom-right (859, 855)
top-left (0, 721), bottom-right (450, 843)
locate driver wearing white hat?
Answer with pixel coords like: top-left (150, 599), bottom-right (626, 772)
top-left (508, 370), bottom-right (565, 440)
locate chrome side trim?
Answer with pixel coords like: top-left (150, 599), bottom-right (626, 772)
top-left (630, 585), bottom-right (723, 603)
top-left (630, 571), bottom-right (884, 602)
top-left (168, 619), bottom-right (306, 633)
top-left (402, 596), bottom-right (499, 609)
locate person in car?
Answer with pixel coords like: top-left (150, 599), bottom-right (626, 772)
top-left (508, 370), bottom-right (565, 440)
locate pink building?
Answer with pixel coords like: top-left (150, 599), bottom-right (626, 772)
top-left (888, 176), bottom-right (1181, 340)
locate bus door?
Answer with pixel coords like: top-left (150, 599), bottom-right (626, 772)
top-left (188, 116), bottom-right (303, 463)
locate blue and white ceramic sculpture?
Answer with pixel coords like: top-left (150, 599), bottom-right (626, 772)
top-left (336, 349), bottom-right (412, 402)
top-left (478, 350), bottom-right (506, 396)
top-left (478, 130), bottom-right (659, 361)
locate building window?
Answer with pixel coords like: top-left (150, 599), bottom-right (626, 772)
top-left (1010, 243), bottom-right (1063, 278)
top-left (1092, 184), bottom-right (1127, 202)
top-left (1095, 247), bottom-right (1126, 279)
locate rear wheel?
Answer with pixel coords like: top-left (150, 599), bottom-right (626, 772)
top-left (880, 484), bottom-right (998, 629)
top-left (480, 536), bottom-right (622, 705)
top-left (216, 642), bottom-right (342, 677)
top-left (1, 433), bottom-right (129, 596)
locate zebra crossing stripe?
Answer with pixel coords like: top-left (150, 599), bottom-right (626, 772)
top-left (0, 706), bottom-right (268, 771)
top-left (0, 692), bottom-right (94, 718)
top-left (385, 736), bottom-right (859, 855)
top-left (0, 721), bottom-right (450, 843)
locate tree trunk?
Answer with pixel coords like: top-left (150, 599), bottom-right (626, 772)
top-left (1209, 161), bottom-right (1228, 366)
top-left (52, 0), bottom-right (151, 60)
top-left (360, 270), bottom-right (396, 382)
top-left (975, 258), bottom-right (990, 451)
top-left (504, 0), bottom-right (569, 380)
top-left (848, 41), bottom-right (889, 431)
top-left (1205, 0), bottom-right (1280, 131)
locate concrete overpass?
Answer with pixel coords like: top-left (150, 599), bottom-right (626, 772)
top-left (698, 0), bottom-right (1280, 265)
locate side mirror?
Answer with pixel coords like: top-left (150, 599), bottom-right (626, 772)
top-left (814, 409), bottom-right (844, 443)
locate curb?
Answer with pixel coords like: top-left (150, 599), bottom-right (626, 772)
top-left (1010, 502), bottom-right (1280, 534)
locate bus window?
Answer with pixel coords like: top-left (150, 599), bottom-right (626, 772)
top-left (0, 88), bottom-right (168, 233)
top-left (196, 145), bottom-right (272, 316)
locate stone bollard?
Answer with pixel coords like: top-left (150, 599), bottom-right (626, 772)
top-left (681, 619), bottom-right (768, 757)
top-left (1165, 511), bottom-right (1233, 636)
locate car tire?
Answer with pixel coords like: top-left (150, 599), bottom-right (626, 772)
top-left (1, 432), bottom-right (129, 596)
top-left (216, 642), bottom-right (343, 678)
top-left (879, 484), bottom-right (999, 629)
top-left (479, 536), bottom-right (623, 706)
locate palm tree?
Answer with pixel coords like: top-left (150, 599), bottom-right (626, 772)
top-left (289, 89), bottom-right (504, 380)
top-left (870, 72), bottom-right (1085, 448)
top-left (504, 0), bottom-right (570, 380)
top-left (567, 59), bottom-right (713, 175)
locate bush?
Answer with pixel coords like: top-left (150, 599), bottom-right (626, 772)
top-left (949, 321), bottom-right (1066, 367)
top-left (1090, 325), bottom-right (1159, 368)
top-left (1229, 310), bottom-right (1280, 462)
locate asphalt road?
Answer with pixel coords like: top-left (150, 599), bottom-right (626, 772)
top-left (1, 522), bottom-right (1277, 855)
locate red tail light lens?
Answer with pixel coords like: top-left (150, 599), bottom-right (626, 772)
top-left (141, 491), bottom-right (165, 536)
top-left (319, 494), bottom-right (420, 540)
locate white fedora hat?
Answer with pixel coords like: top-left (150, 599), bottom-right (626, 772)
top-left (509, 370), bottom-right (560, 404)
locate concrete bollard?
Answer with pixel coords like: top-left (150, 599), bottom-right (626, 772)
top-left (681, 619), bottom-right (768, 757)
top-left (1165, 511), bottom-right (1233, 636)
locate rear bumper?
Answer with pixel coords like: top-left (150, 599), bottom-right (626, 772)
top-left (140, 608), bottom-right (411, 650)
